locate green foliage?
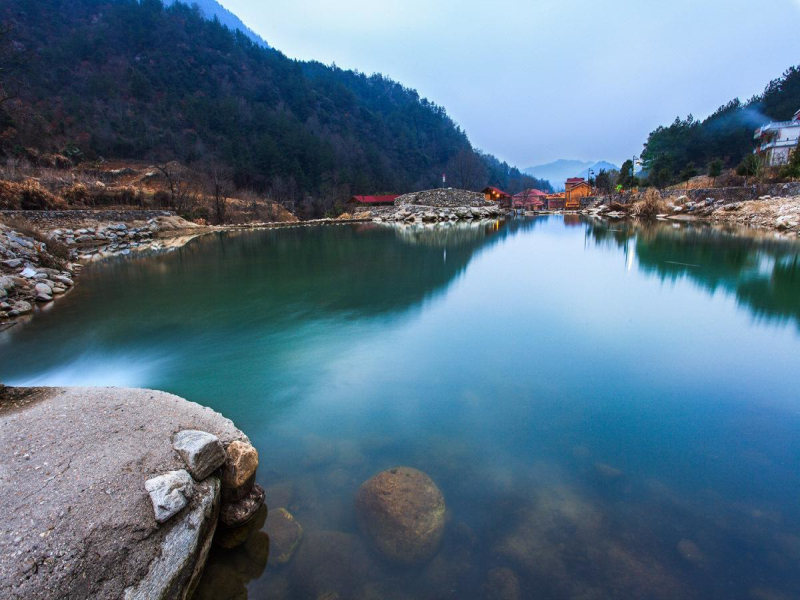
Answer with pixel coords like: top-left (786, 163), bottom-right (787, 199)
top-left (708, 158), bottom-right (723, 178)
top-left (618, 160), bottom-right (639, 190)
top-left (779, 149), bottom-right (800, 179)
top-left (641, 66), bottom-right (800, 185)
top-left (0, 0), bottom-right (547, 211)
top-left (736, 153), bottom-right (765, 179)
top-left (679, 162), bottom-right (698, 182)
top-left (594, 169), bottom-right (612, 194)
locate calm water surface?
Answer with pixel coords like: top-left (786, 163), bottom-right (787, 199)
top-left (2, 217), bottom-right (800, 599)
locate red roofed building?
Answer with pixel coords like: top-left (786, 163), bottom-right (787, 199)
top-left (512, 189), bottom-right (547, 210)
top-left (346, 195), bottom-right (399, 207)
top-left (482, 187), bottom-right (511, 203)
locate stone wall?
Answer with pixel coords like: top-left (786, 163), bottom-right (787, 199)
top-left (0, 209), bottom-right (175, 223)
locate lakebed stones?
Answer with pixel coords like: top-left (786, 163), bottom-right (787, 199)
top-left (266, 508), bottom-right (304, 564)
top-left (355, 467), bottom-right (446, 564)
top-left (145, 469), bottom-right (195, 524)
top-left (173, 429), bottom-right (227, 480)
top-left (221, 440), bottom-right (259, 501)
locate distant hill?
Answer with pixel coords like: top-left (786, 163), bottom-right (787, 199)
top-left (524, 159), bottom-right (619, 191)
top-left (163, 0), bottom-right (269, 47)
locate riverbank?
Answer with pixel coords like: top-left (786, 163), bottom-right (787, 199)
top-left (588, 185), bottom-right (800, 236)
top-left (0, 210), bottom-right (209, 325)
top-left (0, 385), bottom-right (269, 600)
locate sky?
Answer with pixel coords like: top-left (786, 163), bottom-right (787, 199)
top-left (219, 0), bottom-right (800, 168)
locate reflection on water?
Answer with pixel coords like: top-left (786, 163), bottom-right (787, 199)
top-left (2, 217), bottom-right (800, 599)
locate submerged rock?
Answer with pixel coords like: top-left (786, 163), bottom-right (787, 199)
top-left (145, 470), bottom-right (194, 524)
top-left (355, 467), bottom-right (446, 564)
top-left (173, 430), bottom-right (226, 481)
top-left (482, 567), bottom-right (521, 600)
top-left (291, 530), bottom-right (376, 598)
top-left (266, 508), bottom-right (303, 565)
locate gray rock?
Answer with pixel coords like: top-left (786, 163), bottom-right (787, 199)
top-left (172, 430), bottom-right (226, 480)
top-left (1, 259), bottom-right (22, 269)
top-left (124, 478), bottom-right (220, 600)
top-left (20, 267), bottom-right (37, 278)
top-left (75, 235), bottom-right (94, 243)
top-left (9, 300), bottom-right (32, 316)
top-left (145, 470), bottom-right (194, 523)
top-left (220, 483), bottom-right (265, 527)
top-left (54, 275), bottom-right (74, 287)
top-left (35, 282), bottom-right (53, 296)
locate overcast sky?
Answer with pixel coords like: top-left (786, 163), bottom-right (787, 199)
top-left (220, 0), bottom-right (800, 168)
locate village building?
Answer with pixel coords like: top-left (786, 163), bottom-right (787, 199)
top-left (564, 177), bottom-right (592, 209)
top-left (754, 109), bottom-right (800, 166)
top-left (512, 189), bottom-right (547, 211)
top-left (546, 193), bottom-right (566, 210)
top-left (482, 187), bottom-right (511, 203)
top-left (346, 195), bottom-right (399, 208)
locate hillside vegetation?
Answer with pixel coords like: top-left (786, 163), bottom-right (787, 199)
top-left (641, 66), bottom-right (800, 187)
top-left (0, 0), bottom-right (549, 218)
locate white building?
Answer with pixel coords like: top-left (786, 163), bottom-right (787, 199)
top-left (754, 108), bottom-right (800, 166)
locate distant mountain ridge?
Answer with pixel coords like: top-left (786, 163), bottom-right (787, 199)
top-left (524, 159), bottom-right (619, 191)
top-left (163, 0), bottom-right (269, 47)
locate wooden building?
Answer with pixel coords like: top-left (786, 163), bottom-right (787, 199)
top-left (565, 178), bottom-right (592, 210)
top-left (482, 187), bottom-right (511, 203)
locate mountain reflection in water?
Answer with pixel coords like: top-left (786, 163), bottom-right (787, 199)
top-left (1, 217), bottom-right (799, 599)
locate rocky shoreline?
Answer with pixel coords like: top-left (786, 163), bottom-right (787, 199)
top-left (0, 211), bottom-right (209, 326)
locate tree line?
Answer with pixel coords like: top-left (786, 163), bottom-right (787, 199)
top-left (0, 0), bottom-right (549, 218)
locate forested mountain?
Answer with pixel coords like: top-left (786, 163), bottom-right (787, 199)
top-left (0, 0), bottom-right (548, 212)
top-left (640, 66), bottom-right (800, 187)
top-left (162, 0), bottom-right (269, 47)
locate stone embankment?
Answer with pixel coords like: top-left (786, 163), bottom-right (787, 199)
top-left (0, 386), bottom-right (265, 600)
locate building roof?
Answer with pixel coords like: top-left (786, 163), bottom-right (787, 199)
top-left (482, 186), bottom-right (511, 198)
top-left (513, 188), bottom-right (548, 198)
top-left (565, 177), bottom-right (586, 184)
top-left (348, 195), bottom-right (399, 204)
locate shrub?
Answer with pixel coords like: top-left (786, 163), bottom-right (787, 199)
top-left (631, 188), bottom-right (669, 221)
top-left (0, 180), bottom-right (64, 209)
top-left (779, 149), bottom-right (800, 180)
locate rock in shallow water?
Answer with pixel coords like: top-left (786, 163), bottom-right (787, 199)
top-left (220, 483), bottom-right (265, 528)
top-left (355, 466), bottom-right (446, 564)
top-left (173, 429), bottom-right (226, 481)
top-left (266, 508), bottom-right (303, 565)
top-left (145, 469), bottom-right (194, 523)
top-left (221, 440), bottom-right (259, 501)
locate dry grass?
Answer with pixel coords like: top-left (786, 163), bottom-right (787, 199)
top-left (0, 180), bottom-right (65, 210)
top-left (631, 189), bottom-right (670, 221)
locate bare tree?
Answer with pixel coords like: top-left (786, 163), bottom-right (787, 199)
top-left (447, 149), bottom-right (487, 191)
top-left (210, 167), bottom-right (232, 224)
top-left (154, 161), bottom-right (200, 214)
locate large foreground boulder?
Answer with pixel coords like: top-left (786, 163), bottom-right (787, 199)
top-left (355, 467), bottom-right (446, 564)
top-left (0, 387), bottom-right (250, 600)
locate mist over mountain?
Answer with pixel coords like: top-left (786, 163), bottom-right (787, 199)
top-left (524, 159), bottom-right (619, 191)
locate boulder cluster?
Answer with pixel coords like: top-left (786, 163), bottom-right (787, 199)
top-left (0, 225), bottom-right (79, 320)
top-left (376, 204), bottom-right (504, 224)
top-left (50, 221), bottom-right (153, 249)
top-left (144, 430), bottom-right (264, 531)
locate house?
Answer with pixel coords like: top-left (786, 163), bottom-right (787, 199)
top-left (482, 187), bottom-right (511, 203)
top-left (546, 193), bottom-right (566, 210)
top-left (346, 195), bottom-right (399, 208)
top-left (512, 189), bottom-right (547, 211)
top-left (754, 109), bottom-right (800, 166)
top-left (564, 178), bottom-right (592, 209)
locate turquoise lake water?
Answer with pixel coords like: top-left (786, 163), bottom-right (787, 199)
top-left (2, 217), bottom-right (800, 599)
